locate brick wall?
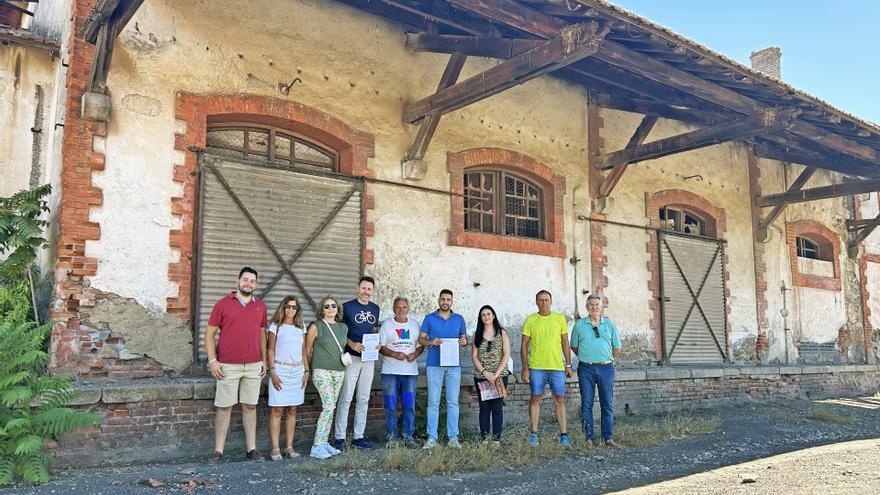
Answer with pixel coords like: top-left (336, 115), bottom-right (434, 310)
top-left (51, 364), bottom-right (880, 468)
top-left (747, 152), bottom-right (770, 359)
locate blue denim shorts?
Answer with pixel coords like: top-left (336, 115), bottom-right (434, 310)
top-left (529, 368), bottom-right (567, 396)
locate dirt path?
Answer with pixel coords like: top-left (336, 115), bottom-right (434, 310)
top-left (4, 397), bottom-right (879, 494)
top-left (611, 439), bottom-right (880, 495)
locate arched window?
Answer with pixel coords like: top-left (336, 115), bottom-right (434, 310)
top-left (796, 235), bottom-right (832, 262)
top-left (658, 206), bottom-right (707, 237)
top-left (463, 169), bottom-right (544, 240)
top-left (205, 124), bottom-right (337, 171)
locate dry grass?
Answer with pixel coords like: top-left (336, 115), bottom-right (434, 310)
top-left (297, 410), bottom-right (718, 477)
top-left (616, 410), bottom-right (719, 448)
top-left (810, 404), bottom-right (855, 425)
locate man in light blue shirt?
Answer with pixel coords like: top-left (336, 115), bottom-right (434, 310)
top-left (570, 294), bottom-right (622, 448)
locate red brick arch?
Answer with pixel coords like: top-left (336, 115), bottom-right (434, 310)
top-left (644, 189), bottom-right (731, 361)
top-left (446, 147), bottom-right (566, 257)
top-left (169, 93), bottom-right (376, 320)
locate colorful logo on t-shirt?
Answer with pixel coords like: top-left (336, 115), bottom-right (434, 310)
top-left (395, 327), bottom-right (410, 340)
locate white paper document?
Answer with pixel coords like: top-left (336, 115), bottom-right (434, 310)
top-left (440, 338), bottom-right (460, 366)
top-left (361, 333), bottom-right (380, 362)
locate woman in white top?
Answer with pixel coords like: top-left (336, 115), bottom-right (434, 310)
top-left (267, 295), bottom-right (308, 461)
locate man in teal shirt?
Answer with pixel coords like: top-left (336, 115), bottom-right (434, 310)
top-left (571, 294), bottom-right (621, 448)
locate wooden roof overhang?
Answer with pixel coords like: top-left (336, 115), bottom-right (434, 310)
top-left (337, 0), bottom-right (880, 249)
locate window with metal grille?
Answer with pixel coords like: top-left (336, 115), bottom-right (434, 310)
top-left (205, 125), bottom-right (337, 171)
top-left (795, 235), bottom-right (831, 261)
top-left (659, 206), bottom-right (706, 237)
top-left (464, 170), bottom-right (543, 239)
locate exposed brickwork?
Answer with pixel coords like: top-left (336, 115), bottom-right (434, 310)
top-left (172, 93), bottom-right (377, 319)
top-left (747, 151), bottom-right (770, 360)
top-left (645, 190), bottom-right (730, 359)
top-left (749, 47), bottom-right (782, 80)
top-left (785, 220), bottom-right (842, 291)
top-left (586, 95), bottom-right (608, 296)
top-left (854, 193), bottom-right (878, 363)
top-left (446, 147), bottom-right (566, 258)
top-left (52, 366), bottom-right (880, 468)
top-left (49, 0), bottom-right (164, 379)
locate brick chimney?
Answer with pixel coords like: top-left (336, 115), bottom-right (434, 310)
top-left (750, 47), bottom-right (782, 80)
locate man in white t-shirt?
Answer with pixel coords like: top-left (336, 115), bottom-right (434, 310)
top-left (378, 296), bottom-right (424, 448)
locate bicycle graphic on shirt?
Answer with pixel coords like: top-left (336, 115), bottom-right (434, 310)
top-left (353, 310), bottom-right (376, 325)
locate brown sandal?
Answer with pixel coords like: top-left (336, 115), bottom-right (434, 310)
top-left (270, 448), bottom-right (283, 461)
top-left (282, 446), bottom-right (300, 458)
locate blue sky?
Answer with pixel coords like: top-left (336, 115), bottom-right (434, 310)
top-left (609, 1), bottom-right (880, 124)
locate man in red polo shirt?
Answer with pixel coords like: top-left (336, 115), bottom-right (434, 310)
top-left (205, 266), bottom-right (268, 463)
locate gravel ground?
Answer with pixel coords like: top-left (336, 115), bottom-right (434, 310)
top-left (4, 396), bottom-right (879, 495)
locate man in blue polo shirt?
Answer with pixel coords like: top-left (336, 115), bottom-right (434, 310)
top-left (571, 294), bottom-right (622, 448)
top-left (418, 289), bottom-right (467, 449)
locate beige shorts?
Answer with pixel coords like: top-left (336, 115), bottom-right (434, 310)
top-left (214, 362), bottom-right (263, 407)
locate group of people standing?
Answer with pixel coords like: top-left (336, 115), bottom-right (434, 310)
top-left (204, 267), bottom-right (622, 463)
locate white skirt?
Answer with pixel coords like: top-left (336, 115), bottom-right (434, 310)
top-left (268, 364), bottom-right (305, 407)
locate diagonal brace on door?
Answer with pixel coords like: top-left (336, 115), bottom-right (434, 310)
top-left (663, 237), bottom-right (727, 359)
top-left (259, 187), bottom-right (359, 299)
top-left (205, 163), bottom-right (318, 310)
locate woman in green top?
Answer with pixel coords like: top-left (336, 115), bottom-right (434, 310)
top-left (471, 305), bottom-right (511, 442)
top-left (304, 295), bottom-right (349, 460)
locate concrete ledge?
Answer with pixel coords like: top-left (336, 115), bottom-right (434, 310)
top-left (746, 366), bottom-right (781, 377)
top-left (101, 382), bottom-right (194, 403)
top-left (192, 381), bottom-right (215, 400)
top-left (645, 369), bottom-right (691, 380)
top-left (690, 368), bottom-right (723, 379)
top-left (801, 365), bottom-right (833, 375)
top-left (778, 366), bottom-right (804, 375)
top-left (722, 368), bottom-right (743, 376)
top-left (616, 370), bottom-right (647, 381)
top-left (68, 386), bottom-right (102, 406)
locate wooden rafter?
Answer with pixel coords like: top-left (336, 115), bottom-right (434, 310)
top-left (404, 22), bottom-right (607, 123)
top-left (404, 53), bottom-right (467, 162)
top-left (406, 32), bottom-right (542, 58)
top-left (757, 178), bottom-right (880, 207)
top-left (597, 114), bottom-right (657, 198)
top-left (848, 211), bottom-right (880, 257)
top-left (752, 140), bottom-right (880, 178)
top-left (757, 166), bottom-right (816, 236)
top-left (595, 108), bottom-right (800, 170)
top-left (446, 0), bottom-right (880, 170)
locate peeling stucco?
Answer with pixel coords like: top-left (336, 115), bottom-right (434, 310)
top-left (80, 294), bottom-right (192, 372)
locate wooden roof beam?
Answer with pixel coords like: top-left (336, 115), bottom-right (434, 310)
top-left (406, 33), bottom-right (543, 58)
top-left (404, 22), bottom-right (607, 123)
top-left (757, 166), bottom-right (816, 238)
top-left (596, 107), bottom-right (800, 170)
top-left (848, 212), bottom-right (880, 258)
top-left (757, 177), bottom-right (880, 207)
top-left (598, 114), bottom-right (658, 198)
top-left (753, 139), bottom-right (880, 178)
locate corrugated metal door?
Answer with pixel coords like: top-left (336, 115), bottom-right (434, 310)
top-left (659, 232), bottom-right (728, 364)
top-left (195, 155), bottom-right (362, 360)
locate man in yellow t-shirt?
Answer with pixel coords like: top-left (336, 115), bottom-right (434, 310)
top-left (520, 290), bottom-right (573, 448)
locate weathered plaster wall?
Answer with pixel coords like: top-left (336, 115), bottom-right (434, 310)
top-left (87, 0), bottom-right (589, 338)
top-left (0, 45), bottom-right (55, 196)
top-left (757, 160), bottom-right (852, 362)
top-left (861, 193), bottom-right (880, 255)
top-left (595, 108), bottom-right (758, 361)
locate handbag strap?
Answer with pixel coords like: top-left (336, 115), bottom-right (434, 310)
top-left (321, 320), bottom-right (346, 354)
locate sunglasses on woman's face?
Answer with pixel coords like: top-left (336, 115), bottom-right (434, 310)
top-left (284, 304), bottom-right (298, 310)
top-left (323, 303), bottom-right (338, 309)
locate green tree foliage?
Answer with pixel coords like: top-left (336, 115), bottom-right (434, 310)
top-left (0, 185), bottom-right (100, 485)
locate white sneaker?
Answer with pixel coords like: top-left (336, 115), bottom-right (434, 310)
top-left (423, 438), bottom-right (438, 450)
top-left (309, 444), bottom-right (331, 460)
top-left (323, 443), bottom-right (341, 456)
top-left (448, 438), bottom-right (462, 448)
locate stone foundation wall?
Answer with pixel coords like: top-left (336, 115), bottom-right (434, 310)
top-left (51, 365), bottom-right (880, 469)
